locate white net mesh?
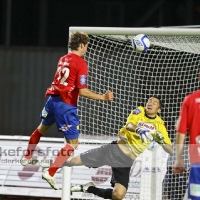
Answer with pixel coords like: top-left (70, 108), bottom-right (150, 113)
top-left (72, 33), bottom-right (200, 200)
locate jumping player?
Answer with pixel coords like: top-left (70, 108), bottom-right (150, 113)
top-left (20, 31), bottom-right (114, 190)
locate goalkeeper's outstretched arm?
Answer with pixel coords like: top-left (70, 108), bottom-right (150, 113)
top-left (161, 143), bottom-right (173, 155)
top-left (153, 131), bottom-right (173, 155)
top-left (126, 122), bottom-right (154, 143)
top-left (126, 122), bottom-right (173, 155)
top-left (126, 122), bottom-right (137, 132)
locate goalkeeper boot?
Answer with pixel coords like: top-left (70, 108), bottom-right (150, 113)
top-left (42, 170), bottom-right (59, 190)
top-left (20, 157), bottom-right (38, 166)
top-left (71, 182), bottom-right (95, 193)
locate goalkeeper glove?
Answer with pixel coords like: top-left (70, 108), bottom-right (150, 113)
top-left (135, 127), bottom-right (153, 143)
top-left (153, 130), bottom-right (165, 145)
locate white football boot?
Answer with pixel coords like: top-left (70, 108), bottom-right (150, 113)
top-left (39, 159), bottom-right (52, 168)
top-left (20, 157), bottom-right (38, 166)
top-left (71, 182), bottom-right (95, 193)
top-left (42, 170), bottom-right (59, 190)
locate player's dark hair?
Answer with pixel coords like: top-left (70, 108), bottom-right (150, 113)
top-left (151, 95), bottom-right (163, 108)
top-left (68, 31), bottom-right (89, 51)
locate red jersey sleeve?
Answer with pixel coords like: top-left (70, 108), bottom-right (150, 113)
top-left (76, 61), bottom-right (88, 89)
top-left (177, 96), bottom-right (188, 133)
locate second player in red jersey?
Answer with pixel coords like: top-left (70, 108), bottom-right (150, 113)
top-left (176, 90), bottom-right (200, 164)
top-left (174, 70), bottom-right (200, 199)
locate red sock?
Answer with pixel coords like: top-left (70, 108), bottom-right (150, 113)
top-left (48, 144), bottom-right (74, 176)
top-left (24, 129), bottom-right (43, 159)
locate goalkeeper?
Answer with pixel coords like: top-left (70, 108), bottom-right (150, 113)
top-left (57, 96), bottom-right (173, 199)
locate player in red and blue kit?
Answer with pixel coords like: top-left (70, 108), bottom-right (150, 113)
top-left (20, 32), bottom-right (114, 190)
top-left (174, 84), bottom-right (200, 199)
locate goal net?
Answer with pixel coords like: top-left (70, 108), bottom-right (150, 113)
top-left (67, 27), bottom-right (200, 200)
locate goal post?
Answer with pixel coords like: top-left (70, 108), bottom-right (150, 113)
top-left (62, 27), bottom-right (200, 200)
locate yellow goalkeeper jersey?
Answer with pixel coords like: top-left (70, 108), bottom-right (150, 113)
top-left (118, 106), bottom-right (172, 156)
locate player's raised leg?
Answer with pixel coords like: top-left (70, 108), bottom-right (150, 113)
top-left (71, 181), bottom-right (126, 200)
top-left (42, 104), bottom-right (79, 190)
top-left (69, 141), bottom-right (131, 199)
top-left (42, 142), bottom-right (75, 190)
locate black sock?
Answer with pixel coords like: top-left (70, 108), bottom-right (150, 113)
top-left (87, 186), bottom-right (113, 199)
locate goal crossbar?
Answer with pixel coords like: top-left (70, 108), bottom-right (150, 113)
top-left (69, 26), bottom-right (200, 36)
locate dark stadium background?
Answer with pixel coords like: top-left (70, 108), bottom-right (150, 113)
top-left (0, 0), bottom-right (199, 137)
top-left (0, 0), bottom-right (199, 200)
top-left (0, 0), bottom-right (200, 47)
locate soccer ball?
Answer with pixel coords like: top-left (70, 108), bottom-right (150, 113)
top-left (131, 34), bottom-right (150, 52)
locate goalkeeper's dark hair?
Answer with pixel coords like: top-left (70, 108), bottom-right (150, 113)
top-left (152, 95), bottom-right (163, 108)
top-left (68, 31), bottom-right (89, 51)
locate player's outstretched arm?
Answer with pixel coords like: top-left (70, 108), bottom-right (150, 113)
top-left (161, 143), bottom-right (173, 155)
top-left (126, 122), bottom-right (154, 143)
top-left (173, 132), bottom-right (186, 173)
top-left (79, 88), bottom-right (114, 101)
top-left (153, 130), bottom-right (173, 155)
top-left (126, 122), bottom-right (137, 132)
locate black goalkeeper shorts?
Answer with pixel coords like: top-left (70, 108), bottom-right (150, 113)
top-left (80, 141), bottom-right (133, 189)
